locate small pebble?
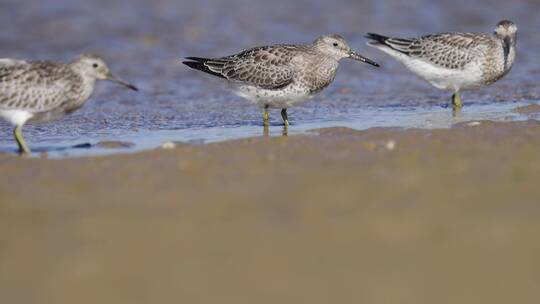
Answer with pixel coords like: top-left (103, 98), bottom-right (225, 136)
top-left (162, 141), bottom-right (176, 150)
top-left (385, 140), bottom-right (396, 151)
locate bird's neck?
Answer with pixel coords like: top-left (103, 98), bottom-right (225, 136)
top-left (308, 55), bottom-right (340, 93)
top-left (69, 67), bottom-right (98, 107)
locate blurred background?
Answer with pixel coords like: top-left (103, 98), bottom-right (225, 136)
top-left (0, 0), bottom-right (539, 155)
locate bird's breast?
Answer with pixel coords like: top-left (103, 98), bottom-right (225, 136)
top-left (296, 58), bottom-right (339, 94)
top-left (63, 76), bottom-right (96, 111)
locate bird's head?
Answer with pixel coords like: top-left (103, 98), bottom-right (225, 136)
top-left (71, 55), bottom-right (138, 91)
top-left (313, 34), bottom-right (379, 67)
top-left (494, 20), bottom-right (517, 42)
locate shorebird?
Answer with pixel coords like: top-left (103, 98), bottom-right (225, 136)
top-left (0, 55), bottom-right (138, 155)
top-left (183, 34), bottom-right (379, 127)
top-left (366, 20), bottom-right (517, 109)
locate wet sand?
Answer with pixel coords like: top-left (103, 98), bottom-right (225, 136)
top-left (1, 120), bottom-right (540, 304)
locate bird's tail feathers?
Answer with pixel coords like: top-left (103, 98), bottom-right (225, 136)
top-left (365, 33), bottom-right (413, 55)
top-left (182, 57), bottom-right (227, 79)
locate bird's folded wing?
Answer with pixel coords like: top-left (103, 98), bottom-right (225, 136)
top-left (212, 46), bottom-right (296, 90)
top-left (400, 33), bottom-right (488, 69)
top-left (0, 64), bottom-right (70, 111)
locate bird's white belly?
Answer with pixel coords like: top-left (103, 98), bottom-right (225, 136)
top-left (403, 59), bottom-right (484, 91)
top-left (0, 109), bottom-right (34, 126)
top-left (234, 85), bottom-right (312, 109)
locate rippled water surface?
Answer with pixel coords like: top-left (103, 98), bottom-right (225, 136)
top-left (0, 0), bottom-right (539, 157)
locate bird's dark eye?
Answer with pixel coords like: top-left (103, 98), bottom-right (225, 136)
top-left (93, 63), bottom-right (99, 68)
top-left (333, 43), bottom-right (339, 47)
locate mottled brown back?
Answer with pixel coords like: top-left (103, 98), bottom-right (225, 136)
top-left (0, 61), bottom-right (85, 113)
top-left (370, 32), bottom-right (497, 70)
top-left (185, 45), bottom-right (308, 90)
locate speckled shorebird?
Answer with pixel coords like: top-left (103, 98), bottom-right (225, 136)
top-left (0, 55), bottom-right (138, 155)
top-left (183, 34), bottom-right (379, 127)
top-left (366, 20), bottom-right (517, 109)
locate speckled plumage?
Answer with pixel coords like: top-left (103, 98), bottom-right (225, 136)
top-left (183, 34), bottom-right (379, 125)
top-left (0, 54), bottom-right (137, 154)
top-left (0, 60), bottom-right (95, 123)
top-left (366, 20), bottom-right (517, 99)
top-left (186, 44), bottom-right (338, 95)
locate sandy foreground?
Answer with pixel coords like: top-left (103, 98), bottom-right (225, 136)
top-left (1, 119), bottom-right (540, 304)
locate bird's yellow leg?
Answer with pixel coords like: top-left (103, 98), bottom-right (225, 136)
top-left (262, 105), bottom-right (270, 127)
top-left (14, 125), bottom-right (31, 155)
top-left (452, 92), bottom-right (463, 109)
top-left (281, 108), bottom-right (289, 127)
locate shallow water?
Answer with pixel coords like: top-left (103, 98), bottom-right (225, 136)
top-left (0, 0), bottom-right (539, 157)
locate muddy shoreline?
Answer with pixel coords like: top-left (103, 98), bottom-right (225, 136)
top-left (1, 120), bottom-right (540, 303)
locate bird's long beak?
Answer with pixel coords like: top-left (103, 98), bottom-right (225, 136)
top-left (348, 51), bottom-right (380, 67)
top-left (106, 72), bottom-right (139, 91)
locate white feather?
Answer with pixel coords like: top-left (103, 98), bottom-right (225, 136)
top-left (0, 109), bottom-right (34, 126)
top-left (234, 84), bottom-right (312, 109)
top-left (368, 43), bottom-right (483, 92)
top-left (0, 58), bottom-right (27, 67)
